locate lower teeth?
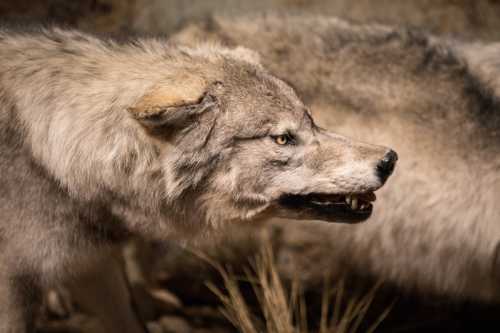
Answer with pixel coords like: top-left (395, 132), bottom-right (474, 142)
top-left (351, 198), bottom-right (358, 210)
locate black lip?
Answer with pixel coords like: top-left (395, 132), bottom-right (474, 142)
top-left (278, 194), bottom-right (373, 223)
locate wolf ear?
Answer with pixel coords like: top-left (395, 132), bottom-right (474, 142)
top-left (128, 79), bottom-right (218, 129)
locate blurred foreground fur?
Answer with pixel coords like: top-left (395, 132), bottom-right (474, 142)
top-left (171, 14), bottom-right (500, 302)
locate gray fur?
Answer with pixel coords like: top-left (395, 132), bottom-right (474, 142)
top-left (0, 26), bottom-right (392, 331)
top-left (172, 14), bottom-right (500, 301)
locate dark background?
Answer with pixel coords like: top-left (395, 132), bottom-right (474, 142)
top-left (2, 0), bottom-right (500, 40)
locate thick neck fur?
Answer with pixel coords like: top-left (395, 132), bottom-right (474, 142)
top-left (0, 28), bottom-right (218, 223)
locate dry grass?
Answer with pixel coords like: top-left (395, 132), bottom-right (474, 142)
top-left (194, 242), bottom-right (393, 333)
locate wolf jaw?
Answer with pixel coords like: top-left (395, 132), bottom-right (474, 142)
top-left (278, 191), bottom-right (377, 223)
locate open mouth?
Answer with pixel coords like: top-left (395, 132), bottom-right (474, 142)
top-left (278, 192), bottom-right (376, 223)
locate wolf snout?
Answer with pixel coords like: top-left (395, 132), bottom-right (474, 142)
top-left (376, 149), bottom-right (398, 182)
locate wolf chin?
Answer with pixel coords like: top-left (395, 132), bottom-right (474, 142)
top-left (0, 27), bottom-right (395, 332)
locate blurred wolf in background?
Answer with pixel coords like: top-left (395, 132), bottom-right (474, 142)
top-left (170, 15), bottom-right (500, 302)
top-left (0, 27), bottom-right (396, 332)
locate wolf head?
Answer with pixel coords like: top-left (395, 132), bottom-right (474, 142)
top-left (4, 28), bottom-right (396, 234)
top-left (127, 46), bottom-right (397, 227)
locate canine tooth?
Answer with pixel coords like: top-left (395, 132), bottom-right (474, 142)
top-left (345, 196), bottom-right (351, 205)
top-left (361, 204), bottom-right (367, 210)
top-left (351, 198), bottom-right (358, 210)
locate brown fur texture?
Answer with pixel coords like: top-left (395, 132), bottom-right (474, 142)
top-left (171, 14), bottom-right (500, 301)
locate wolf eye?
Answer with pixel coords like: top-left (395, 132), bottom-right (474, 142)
top-left (273, 133), bottom-right (294, 145)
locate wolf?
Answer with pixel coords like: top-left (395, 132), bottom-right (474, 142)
top-left (171, 14), bottom-right (500, 302)
top-left (0, 27), bottom-right (396, 332)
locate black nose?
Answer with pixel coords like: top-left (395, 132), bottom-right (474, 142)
top-left (377, 150), bottom-right (398, 182)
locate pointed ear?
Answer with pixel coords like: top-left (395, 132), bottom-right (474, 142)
top-left (128, 78), bottom-right (218, 128)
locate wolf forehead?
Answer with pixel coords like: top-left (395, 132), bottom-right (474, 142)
top-left (140, 46), bottom-right (308, 144)
top-left (173, 45), bottom-right (304, 108)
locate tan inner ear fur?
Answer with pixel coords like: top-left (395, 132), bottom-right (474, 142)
top-left (129, 76), bottom-right (208, 118)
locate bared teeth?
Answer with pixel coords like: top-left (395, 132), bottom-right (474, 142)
top-left (302, 193), bottom-right (374, 211)
top-left (343, 193), bottom-right (376, 211)
top-left (351, 197), bottom-right (358, 210)
top-left (345, 195), bottom-right (359, 210)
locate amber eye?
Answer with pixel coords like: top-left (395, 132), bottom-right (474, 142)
top-left (273, 133), bottom-right (295, 145)
top-left (275, 135), bottom-right (288, 145)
